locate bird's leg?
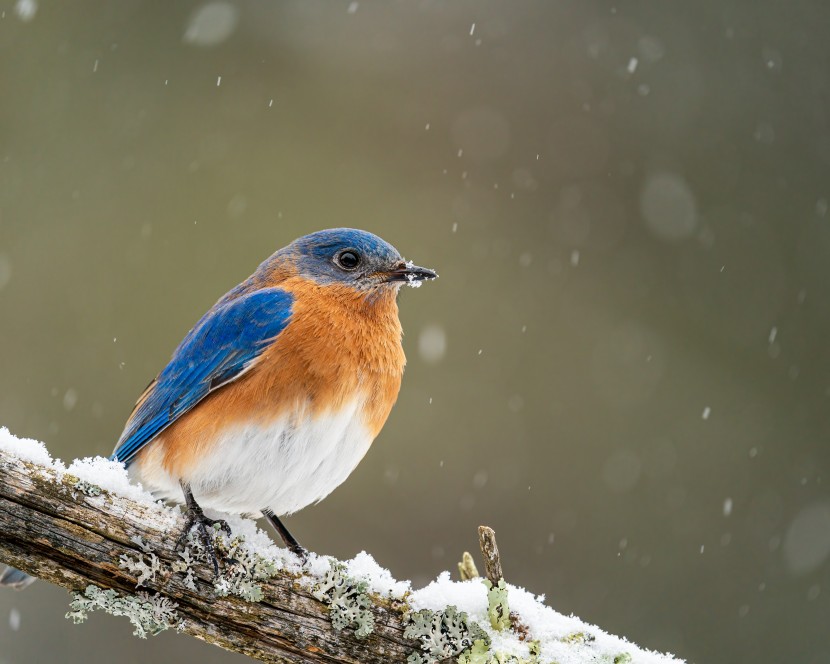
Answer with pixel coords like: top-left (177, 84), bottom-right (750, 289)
top-left (177, 481), bottom-right (232, 576)
top-left (264, 510), bottom-right (308, 561)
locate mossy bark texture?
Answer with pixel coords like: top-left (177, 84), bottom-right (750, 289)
top-left (0, 449), bottom-right (416, 663)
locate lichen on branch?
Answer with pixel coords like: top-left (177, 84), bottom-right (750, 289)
top-left (0, 427), bottom-right (685, 664)
top-left (66, 585), bottom-right (181, 638)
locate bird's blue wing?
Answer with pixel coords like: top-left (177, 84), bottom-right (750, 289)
top-left (111, 287), bottom-right (294, 465)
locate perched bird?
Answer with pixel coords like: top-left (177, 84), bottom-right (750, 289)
top-left (1, 228), bottom-right (436, 587)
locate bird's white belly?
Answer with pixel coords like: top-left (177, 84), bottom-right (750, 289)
top-left (134, 399), bottom-right (374, 516)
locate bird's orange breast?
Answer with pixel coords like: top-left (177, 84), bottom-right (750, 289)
top-left (150, 276), bottom-right (406, 479)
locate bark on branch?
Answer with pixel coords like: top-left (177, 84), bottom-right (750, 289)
top-left (0, 448), bottom-right (414, 663)
top-left (0, 442), bottom-right (684, 664)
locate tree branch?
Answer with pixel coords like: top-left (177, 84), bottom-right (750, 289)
top-left (0, 447), bottom-right (414, 662)
top-left (0, 436), bottom-right (685, 664)
top-left (477, 526), bottom-right (503, 587)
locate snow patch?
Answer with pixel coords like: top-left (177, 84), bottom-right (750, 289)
top-left (344, 551), bottom-right (410, 599)
top-left (0, 427), bottom-right (55, 469)
top-left (409, 572), bottom-right (682, 663)
top-left (0, 427), bottom-right (158, 506)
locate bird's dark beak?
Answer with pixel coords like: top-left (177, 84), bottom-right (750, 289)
top-left (384, 261), bottom-right (438, 284)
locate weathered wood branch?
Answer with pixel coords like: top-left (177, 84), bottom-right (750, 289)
top-left (0, 439), bottom-right (685, 664)
top-left (0, 448), bottom-right (414, 663)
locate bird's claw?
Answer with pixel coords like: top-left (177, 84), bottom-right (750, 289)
top-left (289, 543), bottom-right (309, 564)
top-left (213, 518), bottom-right (233, 539)
top-left (177, 507), bottom-right (232, 577)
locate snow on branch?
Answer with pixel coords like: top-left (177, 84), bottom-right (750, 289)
top-left (0, 428), bottom-right (684, 664)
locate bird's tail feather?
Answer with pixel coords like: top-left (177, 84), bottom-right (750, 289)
top-left (0, 566), bottom-right (36, 590)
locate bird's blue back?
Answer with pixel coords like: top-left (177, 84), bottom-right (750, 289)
top-left (111, 287), bottom-right (294, 465)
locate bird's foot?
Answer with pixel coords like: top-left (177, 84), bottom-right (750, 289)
top-left (263, 511), bottom-right (308, 564)
top-left (288, 542), bottom-right (309, 563)
top-left (177, 505), bottom-right (233, 577)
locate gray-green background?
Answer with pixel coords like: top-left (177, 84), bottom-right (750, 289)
top-left (2, 1), bottom-right (829, 662)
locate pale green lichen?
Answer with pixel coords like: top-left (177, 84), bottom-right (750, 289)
top-left (312, 561), bottom-right (375, 639)
top-left (611, 654), bottom-right (633, 663)
top-left (458, 640), bottom-right (496, 664)
top-left (459, 639), bottom-right (543, 664)
top-left (171, 542), bottom-right (200, 592)
top-left (170, 529), bottom-right (279, 602)
top-left (70, 526), bottom-right (279, 639)
top-left (72, 478), bottom-right (102, 497)
top-left (458, 551), bottom-right (480, 580)
top-left (561, 631), bottom-right (596, 645)
top-left (312, 561), bottom-right (374, 638)
top-left (117, 526), bottom-right (278, 602)
top-left (212, 533), bottom-right (279, 602)
top-left (66, 584), bottom-right (179, 638)
top-left (404, 605), bottom-right (489, 664)
top-left (484, 578), bottom-right (511, 631)
top-left (119, 536), bottom-right (162, 587)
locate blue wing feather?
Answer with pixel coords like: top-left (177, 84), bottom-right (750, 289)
top-left (111, 287), bottom-right (294, 465)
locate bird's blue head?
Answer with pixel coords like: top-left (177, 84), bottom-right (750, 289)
top-left (284, 228), bottom-right (437, 290)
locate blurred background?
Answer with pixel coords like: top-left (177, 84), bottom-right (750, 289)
top-left (1, 1), bottom-right (829, 662)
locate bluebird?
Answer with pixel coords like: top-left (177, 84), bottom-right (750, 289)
top-left (1, 228), bottom-right (436, 586)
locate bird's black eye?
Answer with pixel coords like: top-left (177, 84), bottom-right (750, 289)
top-left (336, 250), bottom-right (361, 270)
